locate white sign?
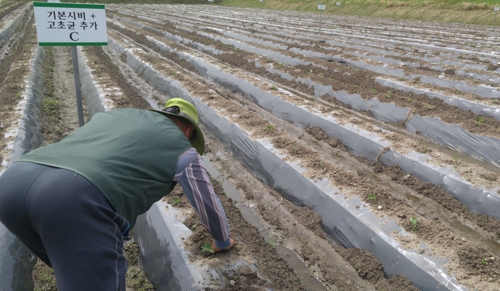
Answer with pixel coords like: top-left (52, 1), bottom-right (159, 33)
top-left (495, 6), bottom-right (499, 11)
top-left (336, 2), bottom-right (341, 5)
top-left (318, 4), bottom-right (326, 10)
top-left (47, 0), bottom-right (60, 3)
top-left (33, 2), bottom-right (107, 46)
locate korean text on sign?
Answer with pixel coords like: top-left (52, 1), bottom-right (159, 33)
top-left (33, 2), bottom-right (107, 46)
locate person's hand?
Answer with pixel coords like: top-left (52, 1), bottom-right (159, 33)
top-left (212, 237), bottom-right (235, 252)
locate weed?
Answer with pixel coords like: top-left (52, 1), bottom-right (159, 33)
top-left (266, 125), bottom-right (275, 133)
top-left (172, 198), bottom-right (181, 205)
top-left (42, 98), bottom-right (59, 114)
top-left (202, 242), bottom-right (214, 253)
top-left (318, 73), bottom-right (323, 76)
top-left (355, 262), bottom-right (363, 272)
top-left (330, 78), bottom-right (334, 81)
top-left (15, 93), bottom-right (22, 99)
top-left (191, 224), bottom-right (197, 230)
top-left (420, 147), bottom-right (427, 153)
top-left (476, 116), bottom-right (484, 123)
top-left (221, 160), bottom-right (231, 172)
top-left (386, 90), bottom-right (392, 98)
top-left (270, 85), bottom-right (278, 90)
top-left (299, 277), bottom-right (304, 284)
top-left (371, 88), bottom-right (376, 93)
top-left (354, 85), bottom-right (358, 89)
top-left (268, 238), bottom-right (276, 247)
top-left (367, 194), bottom-right (377, 202)
top-left (407, 97), bottom-right (414, 102)
top-left (319, 162), bottom-right (324, 168)
top-left (453, 156), bottom-right (459, 162)
top-left (410, 217), bottom-right (418, 230)
top-left (493, 99), bottom-right (499, 104)
top-left (480, 259), bottom-right (488, 266)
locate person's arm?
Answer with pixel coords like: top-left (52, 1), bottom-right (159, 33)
top-left (174, 148), bottom-right (233, 250)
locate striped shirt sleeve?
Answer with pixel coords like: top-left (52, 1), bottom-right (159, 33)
top-left (174, 148), bottom-right (231, 249)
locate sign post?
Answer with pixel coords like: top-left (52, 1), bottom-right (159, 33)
top-left (208, 0), bottom-right (213, 16)
top-left (318, 4), bottom-right (325, 33)
top-left (495, 6), bottom-right (499, 26)
top-left (33, 2), bottom-right (107, 127)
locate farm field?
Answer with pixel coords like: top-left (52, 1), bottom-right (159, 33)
top-left (1, 2), bottom-right (500, 291)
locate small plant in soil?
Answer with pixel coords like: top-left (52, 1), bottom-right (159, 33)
top-left (15, 93), bottom-right (22, 99)
top-left (172, 198), bottom-right (181, 205)
top-left (476, 116), bottom-right (484, 124)
top-left (453, 156), bottom-right (459, 163)
top-left (420, 147), bottom-right (427, 153)
top-left (493, 99), bottom-right (499, 104)
top-left (202, 243), bottom-right (214, 253)
top-left (191, 224), bottom-right (197, 230)
top-left (386, 90), bottom-right (392, 98)
top-left (410, 217), bottom-right (418, 231)
top-left (319, 162), bottom-right (324, 168)
top-left (406, 97), bottom-right (414, 103)
top-left (270, 85), bottom-right (278, 90)
top-left (371, 88), bottom-right (376, 93)
top-left (268, 238), bottom-right (276, 247)
top-left (480, 259), bottom-right (488, 266)
top-left (367, 194), bottom-right (377, 202)
top-left (266, 125), bottom-right (275, 133)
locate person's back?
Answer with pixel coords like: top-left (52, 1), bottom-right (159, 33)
top-left (19, 108), bottom-right (192, 227)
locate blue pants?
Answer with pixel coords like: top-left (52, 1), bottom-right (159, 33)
top-left (0, 162), bottom-right (129, 291)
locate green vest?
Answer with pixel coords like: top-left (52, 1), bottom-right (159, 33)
top-left (18, 109), bottom-right (192, 228)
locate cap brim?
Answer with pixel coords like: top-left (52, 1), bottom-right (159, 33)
top-left (148, 109), bottom-right (205, 155)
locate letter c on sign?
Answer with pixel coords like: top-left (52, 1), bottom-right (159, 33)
top-left (70, 32), bottom-right (79, 41)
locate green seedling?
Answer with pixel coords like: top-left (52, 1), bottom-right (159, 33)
top-left (266, 125), bottom-right (275, 133)
top-left (386, 90), bottom-right (392, 98)
top-left (191, 224), bottom-right (197, 230)
top-left (354, 85), bottom-right (358, 89)
top-left (407, 97), bottom-right (414, 103)
top-left (319, 162), bottom-right (324, 168)
top-left (453, 156), bottom-right (459, 162)
top-left (330, 78), bottom-right (334, 82)
top-left (268, 239), bottom-right (276, 247)
top-left (480, 259), bottom-right (488, 266)
top-left (299, 277), bottom-right (304, 284)
top-left (477, 116), bottom-right (484, 123)
top-left (15, 93), bottom-right (22, 99)
top-left (367, 194), bottom-right (377, 202)
top-left (420, 147), bottom-right (427, 153)
top-left (371, 88), bottom-right (376, 93)
top-left (172, 198), bottom-right (181, 205)
top-left (202, 242), bottom-right (214, 253)
top-left (270, 85), bottom-right (278, 90)
top-left (410, 217), bottom-right (418, 231)
top-left (493, 99), bottom-right (499, 104)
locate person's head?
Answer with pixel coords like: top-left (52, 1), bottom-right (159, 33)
top-left (148, 98), bottom-right (205, 155)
